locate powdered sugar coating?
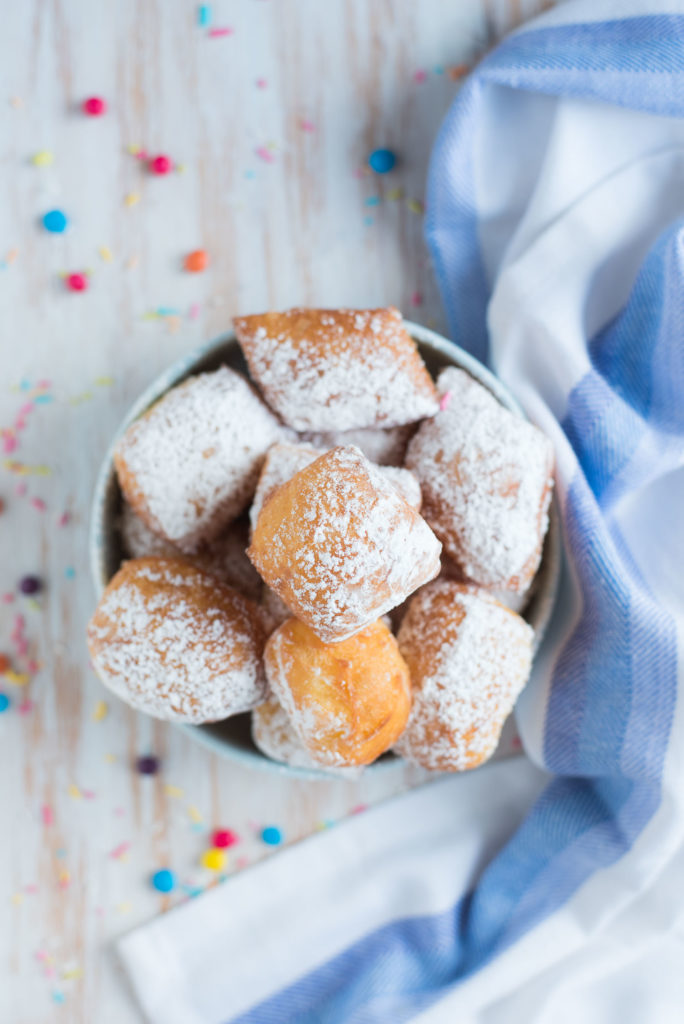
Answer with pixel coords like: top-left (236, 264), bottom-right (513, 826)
top-left (439, 553), bottom-right (529, 614)
top-left (114, 367), bottom-right (283, 553)
top-left (395, 580), bottom-right (533, 771)
top-left (87, 557), bottom-right (267, 723)
top-left (249, 441), bottom-right (421, 534)
top-left (234, 307), bottom-right (439, 432)
top-left (405, 367), bottom-right (554, 592)
top-left (301, 424), bottom-right (414, 467)
top-left (249, 445), bottom-right (441, 642)
top-left (264, 617), bottom-right (410, 766)
top-left (251, 696), bottom-right (363, 778)
top-left (259, 587), bottom-right (292, 635)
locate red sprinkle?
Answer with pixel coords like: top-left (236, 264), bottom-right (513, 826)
top-left (149, 154), bottom-right (173, 175)
top-left (66, 273), bottom-right (88, 293)
top-left (211, 828), bottom-right (239, 849)
top-left (83, 96), bottom-right (107, 116)
top-left (31, 497), bottom-right (47, 511)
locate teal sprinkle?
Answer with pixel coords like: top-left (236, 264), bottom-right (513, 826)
top-left (156, 307), bottom-right (181, 317)
top-left (198, 4), bottom-right (211, 26)
top-left (64, 567), bottom-right (76, 580)
top-left (52, 991), bottom-right (65, 1004)
top-left (364, 196), bottom-right (380, 207)
top-left (34, 394), bottom-right (54, 404)
top-left (244, 169), bottom-right (256, 179)
top-left (434, 65), bottom-right (445, 74)
top-left (20, 379), bottom-right (31, 391)
top-left (363, 216), bottom-right (374, 226)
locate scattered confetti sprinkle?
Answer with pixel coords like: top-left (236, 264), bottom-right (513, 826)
top-left (109, 842), bottom-right (131, 861)
top-left (201, 848), bottom-right (226, 871)
top-left (65, 272), bottom-right (88, 292)
top-left (368, 148), bottom-right (396, 173)
top-left (364, 196), bottom-right (380, 207)
top-left (0, 653), bottom-right (10, 673)
top-left (64, 567), bottom-right (76, 580)
top-left (299, 118), bottom-right (315, 132)
top-left (164, 783), bottom-right (183, 798)
top-left (256, 78), bottom-right (267, 89)
top-left (67, 783), bottom-right (82, 800)
top-left (93, 700), bottom-right (108, 722)
top-left (184, 249), bottom-right (208, 273)
top-left (410, 291), bottom-right (423, 306)
top-left (208, 26), bottom-right (233, 38)
top-left (51, 990), bottom-right (65, 1005)
top-left (30, 497), bottom-right (47, 511)
top-left (448, 63), bottom-right (470, 81)
top-left (363, 216), bottom-right (374, 227)
top-left (188, 805), bottom-right (203, 824)
top-left (212, 828), bottom-right (238, 849)
top-left (387, 187), bottom-right (404, 201)
top-left (19, 575), bottom-right (42, 595)
top-left (439, 391), bottom-right (452, 411)
top-left (94, 376), bottom-right (114, 387)
top-left (4, 669), bottom-right (28, 685)
top-left (124, 193), bottom-right (140, 207)
top-left (189, 303), bottom-right (201, 320)
top-left (18, 698), bottom-right (34, 714)
top-left (32, 150), bottom-right (54, 167)
top-left (83, 96), bottom-right (107, 116)
top-left (151, 869), bottom-right (176, 893)
top-left (351, 804), bottom-right (368, 814)
top-left (260, 826), bottom-right (282, 846)
top-left (255, 145), bottom-right (276, 163)
top-left (136, 754), bottom-right (160, 774)
top-left (198, 4), bottom-right (212, 27)
top-left (414, 69), bottom-right (427, 83)
top-left (0, 693), bottom-right (10, 713)
top-left (149, 154), bottom-right (173, 175)
top-left (98, 245), bottom-right (113, 262)
top-left (406, 198), bottom-right (424, 215)
top-left (58, 869), bottom-right (71, 889)
top-left (42, 209), bottom-right (68, 233)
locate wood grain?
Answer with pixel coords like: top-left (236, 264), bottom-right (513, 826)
top-left (0, 1), bottom-right (553, 1020)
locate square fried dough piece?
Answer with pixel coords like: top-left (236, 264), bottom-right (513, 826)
top-left (405, 367), bottom-right (554, 593)
top-left (248, 445), bottom-right (441, 642)
top-left (233, 307), bottom-right (439, 432)
top-left (114, 367), bottom-right (283, 553)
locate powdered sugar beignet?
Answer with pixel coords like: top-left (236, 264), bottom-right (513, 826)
top-left (87, 557), bottom-right (267, 723)
top-left (248, 445), bottom-right (441, 643)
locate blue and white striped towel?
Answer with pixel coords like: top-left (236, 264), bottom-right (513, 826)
top-left (119, 2), bottom-right (684, 1021)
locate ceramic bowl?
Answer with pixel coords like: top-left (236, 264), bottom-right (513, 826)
top-left (89, 321), bottom-right (561, 779)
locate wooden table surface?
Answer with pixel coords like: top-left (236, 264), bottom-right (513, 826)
top-left (0, 2), bottom-right (552, 1020)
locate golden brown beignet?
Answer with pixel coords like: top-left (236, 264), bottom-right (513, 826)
top-left (233, 307), bottom-right (439, 432)
top-left (248, 445), bottom-right (441, 642)
top-left (87, 557), bottom-right (267, 723)
top-left (394, 580), bottom-right (533, 771)
top-left (264, 617), bottom-right (410, 767)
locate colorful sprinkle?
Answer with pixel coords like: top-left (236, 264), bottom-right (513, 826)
top-left (410, 291), bottom-right (423, 307)
top-left (368, 148), bottom-right (396, 174)
top-left (260, 826), bottom-right (282, 846)
top-left (109, 842), bottom-right (131, 861)
top-left (18, 575), bottom-right (42, 595)
top-left (98, 245), bottom-right (113, 262)
top-left (164, 784), bottom-right (183, 798)
top-left (0, 693), bottom-right (10, 713)
top-left (149, 154), bottom-right (173, 175)
top-left (136, 755), bottom-right (160, 775)
top-left (0, 653), bottom-right (10, 673)
top-left (364, 196), bottom-right (380, 207)
top-left (68, 783), bottom-right (82, 800)
top-left (414, 69), bottom-right (427, 83)
top-left (187, 805), bottom-right (203, 824)
top-left (124, 193), bottom-right (140, 207)
top-left (64, 567), bottom-right (76, 579)
top-left (93, 700), bottom-right (108, 722)
top-left (407, 198), bottom-right (424, 215)
top-left (184, 249), bottom-right (208, 273)
top-left (4, 671), bottom-right (29, 686)
top-left (198, 4), bottom-right (212, 26)
top-left (151, 868), bottom-right (176, 893)
top-left (211, 828), bottom-right (238, 849)
top-left (65, 272), bottom-right (88, 292)
top-left (299, 118), bottom-right (315, 132)
top-left (200, 848), bottom-right (226, 871)
top-left (82, 96), bottom-right (107, 116)
top-left (256, 78), bottom-right (267, 89)
top-left (208, 26), bottom-right (233, 38)
top-left (439, 391), bottom-right (452, 412)
top-left (31, 497), bottom-right (47, 511)
top-left (448, 63), bottom-right (470, 81)
top-left (32, 150), bottom-right (54, 167)
top-left (42, 209), bottom-right (68, 233)
top-left (255, 146), bottom-right (276, 163)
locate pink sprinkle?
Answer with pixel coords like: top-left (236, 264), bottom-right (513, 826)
top-left (14, 417), bottom-right (26, 430)
top-left (24, 883), bottom-right (38, 894)
top-left (27, 659), bottom-right (40, 673)
top-left (18, 699), bottom-right (34, 715)
top-left (255, 146), bottom-right (276, 163)
top-left (37, 379), bottom-right (52, 389)
top-left (189, 303), bottom-right (200, 320)
top-left (135, 149), bottom-right (148, 161)
top-left (2, 593), bottom-right (14, 604)
top-left (209, 26), bottom-right (233, 37)
top-left (82, 789), bottom-right (96, 800)
top-left (439, 391), bottom-right (452, 411)
top-left (15, 482), bottom-right (27, 497)
top-left (256, 78), bottom-right (267, 89)
top-left (414, 69), bottom-right (427, 83)
top-left (2, 435), bottom-right (17, 454)
top-left (18, 403), bottom-right (34, 417)
top-left (109, 841), bottom-right (131, 860)
top-left (31, 497), bottom-right (46, 511)
top-left (351, 804), bottom-right (368, 815)
top-left (299, 119), bottom-right (315, 132)
top-left (58, 511), bottom-right (71, 527)
top-left (410, 291), bottom-right (423, 307)
top-left (36, 950), bottom-right (49, 962)
top-left (13, 614), bottom-right (25, 634)
top-left (42, 805), bottom-right (54, 826)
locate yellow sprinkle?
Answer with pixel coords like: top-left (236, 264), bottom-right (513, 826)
top-left (200, 848), bottom-right (226, 872)
top-left (126, 144), bottom-right (140, 155)
top-left (32, 150), bottom-right (54, 167)
top-left (164, 784), bottom-right (184, 799)
top-left (407, 198), bottom-right (425, 215)
top-left (34, 465), bottom-right (52, 476)
top-left (68, 392), bottom-right (93, 406)
top-left (12, 892), bottom-right (23, 905)
top-left (104, 753), bottom-right (117, 763)
top-left (93, 700), bottom-right (108, 722)
top-left (116, 901), bottom-right (132, 914)
top-left (4, 670), bottom-right (29, 686)
top-left (94, 376), bottom-right (114, 387)
top-left (61, 967), bottom-right (82, 981)
top-left (68, 783), bottom-right (82, 800)
top-left (176, 163), bottom-right (186, 174)
top-left (187, 805), bottom-right (203, 824)
top-left (124, 192), bottom-right (140, 207)
top-left (58, 870), bottom-right (71, 888)
top-left (386, 187), bottom-right (404, 201)
top-left (98, 245), bottom-right (113, 263)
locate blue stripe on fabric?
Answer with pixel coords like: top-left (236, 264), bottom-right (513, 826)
top-left (229, 14), bottom-right (684, 1024)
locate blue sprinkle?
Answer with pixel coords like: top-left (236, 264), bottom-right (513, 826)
top-left (244, 169), bottom-right (256, 180)
top-left (434, 65), bottom-right (445, 74)
top-left (20, 379), bottom-right (31, 391)
top-left (34, 394), bottom-right (54, 404)
top-left (51, 991), bottom-right (65, 1005)
top-left (0, 693), bottom-right (11, 713)
top-left (368, 148), bottom-right (396, 174)
top-left (64, 567), bottom-right (76, 580)
top-left (152, 868), bottom-right (176, 893)
top-left (42, 209), bottom-right (68, 234)
top-left (364, 196), bottom-right (380, 207)
top-left (261, 826), bottom-right (282, 846)
top-left (156, 307), bottom-right (181, 317)
top-left (198, 4), bottom-right (212, 26)
top-left (363, 216), bottom-right (374, 227)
